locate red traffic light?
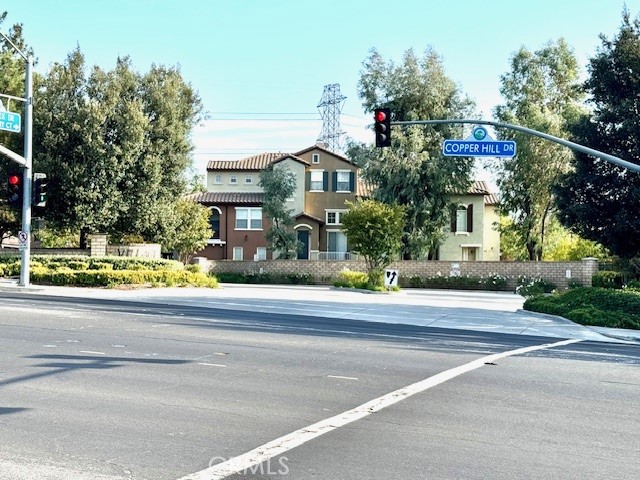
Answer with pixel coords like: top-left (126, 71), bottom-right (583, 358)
top-left (8, 174), bottom-right (20, 186)
top-left (374, 110), bottom-right (387, 123)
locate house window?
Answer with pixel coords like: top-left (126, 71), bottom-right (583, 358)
top-left (451, 204), bottom-right (473, 233)
top-left (312, 153), bottom-right (320, 164)
top-left (456, 207), bottom-right (468, 233)
top-left (233, 247), bottom-right (243, 261)
top-left (256, 247), bottom-right (267, 261)
top-left (327, 230), bottom-right (348, 260)
top-left (235, 207), bottom-right (262, 230)
top-left (326, 210), bottom-right (347, 225)
top-left (209, 209), bottom-right (220, 239)
top-left (229, 174), bottom-right (237, 185)
top-left (213, 174), bottom-right (222, 184)
top-left (244, 175), bottom-right (253, 184)
top-left (310, 170), bottom-right (324, 191)
top-left (336, 171), bottom-right (351, 192)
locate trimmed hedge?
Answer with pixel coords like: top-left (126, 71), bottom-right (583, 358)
top-left (31, 268), bottom-right (218, 288)
top-left (524, 287), bottom-right (640, 330)
top-left (404, 274), bottom-right (509, 291)
top-left (0, 255), bottom-right (183, 271)
top-left (215, 272), bottom-right (313, 285)
top-left (1, 254), bottom-right (217, 288)
top-left (592, 270), bottom-right (625, 289)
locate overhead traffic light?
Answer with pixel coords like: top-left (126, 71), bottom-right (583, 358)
top-left (33, 173), bottom-right (48, 207)
top-left (7, 172), bottom-right (23, 206)
top-left (374, 107), bottom-right (391, 148)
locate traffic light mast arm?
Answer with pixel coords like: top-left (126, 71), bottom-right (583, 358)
top-left (0, 144), bottom-right (26, 166)
top-left (392, 118), bottom-right (640, 173)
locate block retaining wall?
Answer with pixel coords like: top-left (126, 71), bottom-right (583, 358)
top-left (208, 258), bottom-right (599, 290)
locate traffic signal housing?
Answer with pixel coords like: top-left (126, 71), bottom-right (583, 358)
top-left (374, 107), bottom-right (391, 148)
top-left (7, 172), bottom-right (23, 206)
top-left (33, 173), bottom-right (48, 207)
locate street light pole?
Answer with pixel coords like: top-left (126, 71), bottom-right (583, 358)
top-left (0, 31), bottom-right (33, 286)
top-left (19, 55), bottom-right (33, 287)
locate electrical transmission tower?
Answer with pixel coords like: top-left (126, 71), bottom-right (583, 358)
top-left (316, 83), bottom-right (346, 152)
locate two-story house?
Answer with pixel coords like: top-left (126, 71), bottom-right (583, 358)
top-left (439, 180), bottom-right (500, 261)
top-left (189, 144), bottom-right (359, 261)
top-left (189, 145), bottom-right (499, 262)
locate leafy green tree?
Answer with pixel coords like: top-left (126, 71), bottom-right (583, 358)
top-left (349, 47), bottom-right (476, 260)
top-left (555, 10), bottom-right (640, 259)
top-left (159, 198), bottom-right (211, 263)
top-left (492, 39), bottom-right (584, 261)
top-left (33, 49), bottom-right (203, 251)
top-left (259, 164), bottom-right (299, 259)
top-left (341, 199), bottom-right (405, 288)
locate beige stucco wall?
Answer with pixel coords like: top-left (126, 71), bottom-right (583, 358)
top-left (439, 194), bottom-right (485, 260)
top-left (482, 205), bottom-right (501, 261)
top-left (207, 171), bottom-right (263, 192)
top-left (301, 148), bottom-right (358, 223)
top-left (274, 159), bottom-right (306, 215)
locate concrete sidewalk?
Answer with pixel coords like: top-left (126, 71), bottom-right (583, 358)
top-left (1, 279), bottom-right (638, 344)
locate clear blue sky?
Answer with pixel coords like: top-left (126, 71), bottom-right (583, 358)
top-left (3, 0), bottom-right (637, 176)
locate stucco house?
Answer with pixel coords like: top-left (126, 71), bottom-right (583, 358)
top-left (189, 145), bottom-right (500, 262)
top-left (439, 180), bottom-right (500, 261)
top-left (189, 144), bottom-right (359, 261)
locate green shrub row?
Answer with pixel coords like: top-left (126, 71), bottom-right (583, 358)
top-left (524, 287), bottom-right (640, 330)
top-left (592, 270), bottom-right (625, 289)
top-left (403, 274), bottom-right (509, 291)
top-left (0, 255), bottom-right (183, 272)
top-left (31, 268), bottom-right (217, 288)
top-left (215, 272), bottom-right (313, 285)
top-left (334, 270), bottom-right (369, 290)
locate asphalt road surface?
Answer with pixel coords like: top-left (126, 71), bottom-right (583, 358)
top-left (1, 293), bottom-right (639, 479)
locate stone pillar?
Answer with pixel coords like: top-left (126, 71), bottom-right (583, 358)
top-left (89, 234), bottom-right (108, 257)
top-left (582, 257), bottom-right (599, 287)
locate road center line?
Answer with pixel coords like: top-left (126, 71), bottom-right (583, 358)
top-left (327, 375), bottom-right (359, 380)
top-left (177, 338), bottom-right (581, 480)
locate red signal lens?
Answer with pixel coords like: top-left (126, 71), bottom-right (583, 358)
top-left (8, 174), bottom-right (20, 186)
top-left (374, 110), bottom-right (387, 122)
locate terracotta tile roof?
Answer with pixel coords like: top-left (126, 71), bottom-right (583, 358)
top-left (356, 176), bottom-right (375, 197)
top-left (356, 178), bottom-right (497, 203)
top-left (207, 152), bottom-right (288, 171)
top-left (185, 191), bottom-right (264, 205)
top-left (484, 193), bottom-right (499, 206)
top-left (295, 212), bottom-right (325, 225)
top-left (295, 144), bottom-right (350, 162)
top-left (468, 180), bottom-right (491, 195)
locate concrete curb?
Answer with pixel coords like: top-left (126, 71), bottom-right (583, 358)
top-left (517, 308), bottom-right (640, 344)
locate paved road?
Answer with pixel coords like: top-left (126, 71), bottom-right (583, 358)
top-left (1, 292), bottom-right (639, 479)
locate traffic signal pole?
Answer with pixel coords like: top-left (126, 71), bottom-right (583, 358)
top-left (391, 118), bottom-right (640, 173)
top-left (20, 55), bottom-right (33, 287)
top-left (0, 31), bottom-right (33, 286)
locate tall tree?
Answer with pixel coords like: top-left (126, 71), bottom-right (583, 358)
top-left (349, 47), bottom-right (476, 259)
top-left (554, 10), bottom-right (640, 259)
top-left (33, 49), bottom-right (203, 251)
top-left (492, 39), bottom-right (584, 260)
top-left (259, 164), bottom-right (299, 259)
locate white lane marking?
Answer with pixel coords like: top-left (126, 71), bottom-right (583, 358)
top-left (327, 375), bottom-right (359, 381)
top-left (78, 351), bottom-right (105, 355)
top-left (198, 363), bottom-right (227, 368)
top-left (176, 338), bottom-right (581, 480)
top-left (42, 345), bottom-right (57, 348)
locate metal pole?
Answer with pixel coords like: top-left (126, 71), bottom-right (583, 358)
top-left (19, 56), bottom-right (33, 287)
